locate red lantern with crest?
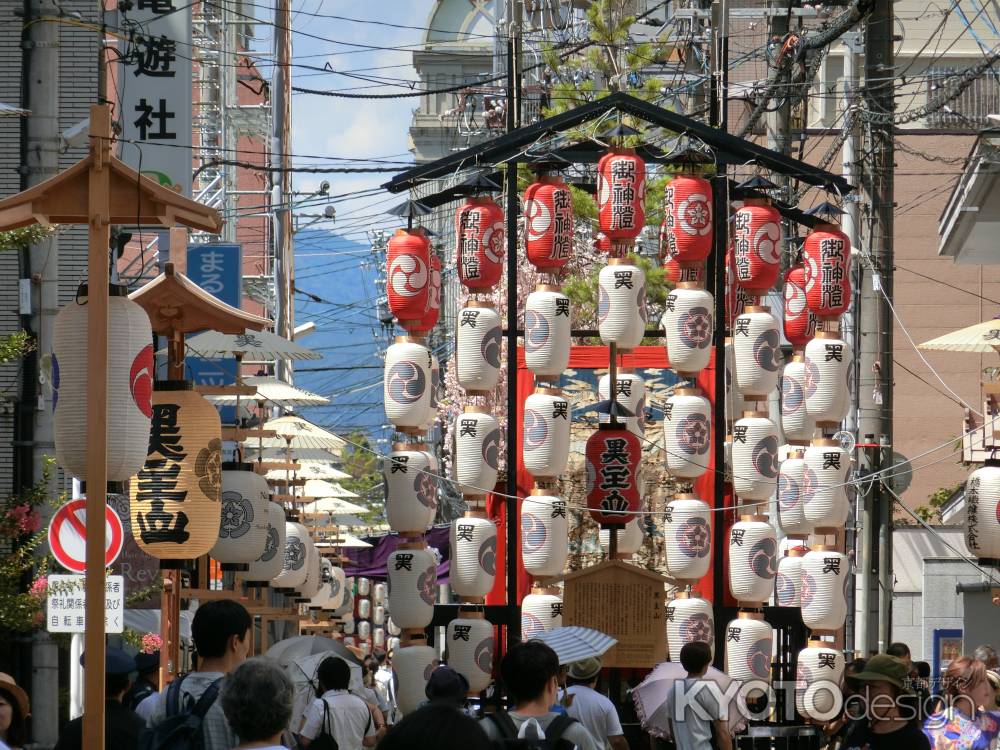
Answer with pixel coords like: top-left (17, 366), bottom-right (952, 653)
top-left (386, 229), bottom-right (431, 329)
top-left (585, 424), bottom-right (641, 527)
top-left (410, 253), bottom-right (441, 335)
top-left (596, 150), bottom-right (646, 252)
top-left (525, 176), bottom-right (574, 272)
top-left (783, 264), bottom-right (815, 347)
top-left (803, 224), bottom-right (851, 319)
top-left (663, 174), bottom-right (713, 265)
top-left (732, 199), bottom-right (782, 295)
top-left (456, 197), bottom-right (505, 291)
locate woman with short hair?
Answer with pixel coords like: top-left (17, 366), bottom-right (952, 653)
top-left (923, 656), bottom-right (1000, 750)
top-left (221, 658), bottom-right (294, 750)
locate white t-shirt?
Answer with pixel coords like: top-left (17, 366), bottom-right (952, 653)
top-left (661, 678), bottom-right (724, 750)
top-left (566, 685), bottom-right (624, 749)
top-left (299, 689), bottom-right (375, 750)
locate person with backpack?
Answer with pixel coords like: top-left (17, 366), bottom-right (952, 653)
top-left (479, 641), bottom-right (602, 750)
top-left (661, 642), bottom-right (732, 750)
top-left (143, 599), bottom-right (253, 750)
top-left (296, 656), bottom-right (382, 750)
top-left (130, 652), bottom-right (161, 719)
top-left (220, 659), bottom-right (294, 750)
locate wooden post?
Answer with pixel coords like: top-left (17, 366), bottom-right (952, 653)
top-left (82, 103), bottom-right (111, 750)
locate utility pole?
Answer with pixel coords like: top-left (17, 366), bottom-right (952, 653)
top-left (765, 1), bottom-right (792, 163)
top-left (861, 0), bottom-right (895, 651)
top-left (272, 0), bottom-right (294, 380)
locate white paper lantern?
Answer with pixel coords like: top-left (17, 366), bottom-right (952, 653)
top-left (52, 285), bottom-right (153, 481)
top-left (525, 285), bottom-right (572, 379)
top-left (449, 514), bottom-right (497, 598)
top-left (387, 618), bottom-right (401, 637)
top-left (246, 503), bottom-right (286, 585)
top-left (731, 413), bottom-right (780, 502)
top-left (521, 491), bottom-right (568, 578)
top-left (523, 388), bottom-right (571, 479)
top-left (664, 495), bottom-right (712, 581)
top-left (373, 628), bottom-right (385, 648)
top-left (775, 551), bottom-right (805, 607)
top-left (358, 578), bottom-right (371, 596)
top-left (781, 356), bottom-right (814, 445)
top-left (598, 371), bottom-right (645, 435)
top-left (801, 549), bottom-right (849, 631)
top-left (663, 388), bottom-right (712, 479)
top-left (453, 408), bottom-right (501, 497)
top-left (343, 624), bottom-right (355, 636)
top-left (600, 516), bottom-right (644, 556)
top-left (804, 333), bottom-right (852, 427)
top-left (732, 306), bottom-right (782, 399)
top-left (777, 450), bottom-right (812, 537)
top-left (372, 605), bottom-right (385, 626)
top-left (296, 535), bottom-right (322, 600)
top-left (387, 546), bottom-right (437, 629)
top-left (725, 616), bottom-right (773, 685)
top-left (521, 591), bottom-right (562, 638)
top-left (211, 464), bottom-right (270, 569)
top-left (312, 560), bottom-right (347, 611)
top-left (423, 354), bottom-right (440, 430)
top-left (598, 260), bottom-right (646, 350)
top-left (447, 617), bottom-right (494, 694)
top-left (384, 445), bottom-right (437, 533)
top-left (661, 284), bottom-right (714, 375)
top-left (394, 644), bottom-right (437, 716)
top-left (964, 463), bottom-right (1000, 559)
top-left (666, 595), bottom-right (714, 660)
top-left (384, 338), bottom-right (433, 430)
top-left (728, 517), bottom-right (778, 604)
top-left (456, 302), bottom-right (502, 392)
top-left (374, 583), bottom-right (387, 605)
top-left (802, 440), bottom-right (850, 529)
top-left (358, 598), bottom-right (372, 619)
top-left (724, 339), bottom-right (752, 425)
top-left (273, 522), bottom-right (310, 590)
top-left (358, 621), bottom-right (372, 640)
top-left (796, 644), bottom-right (845, 720)
top-left (388, 637), bottom-right (401, 653)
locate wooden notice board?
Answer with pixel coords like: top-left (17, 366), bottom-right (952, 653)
top-left (558, 559), bottom-right (669, 668)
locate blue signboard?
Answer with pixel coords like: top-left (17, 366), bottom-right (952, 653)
top-left (186, 244), bottom-right (242, 423)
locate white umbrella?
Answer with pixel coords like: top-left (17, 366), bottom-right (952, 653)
top-left (209, 377), bottom-right (329, 406)
top-left (292, 461), bottom-right (352, 481)
top-left (302, 479), bottom-right (359, 499)
top-left (919, 316), bottom-right (1000, 353)
top-left (301, 497), bottom-right (368, 515)
top-left (265, 640), bottom-right (362, 732)
top-left (316, 535), bottom-right (372, 549)
top-left (633, 662), bottom-right (745, 738)
top-left (530, 627), bottom-right (618, 665)
top-left (185, 329), bottom-right (322, 361)
top-left (249, 446), bottom-right (344, 462)
top-left (263, 416), bottom-right (345, 450)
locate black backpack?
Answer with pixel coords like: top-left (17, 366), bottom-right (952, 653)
top-left (137, 674), bottom-right (222, 750)
top-left (486, 712), bottom-right (579, 750)
top-left (306, 699), bottom-right (340, 750)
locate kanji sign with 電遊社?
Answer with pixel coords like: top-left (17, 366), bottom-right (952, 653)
top-left (46, 574), bottom-right (125, 633)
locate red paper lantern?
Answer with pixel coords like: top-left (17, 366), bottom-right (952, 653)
top-left (803, 223), bottom-right (851, 319)
top-left (524, 176), bottom-right (574, 272)
top-left (783, 264), bottom-right (815, 348)
top-left (585, 425), bottom-right (641, 527)
top-left (596, 150), bottom-right (646, 249)
top-left (732, 200), bottom-right (782, 294)
top-left (387, 229), bottom-right (431, 329)
top-left (456, 197), bottom-right (505, 291)
top-left (663, 174), bottom-right (713, 264)
top-left (662, 253), bottom-right (702, 286)
top-left (594, 232), bottom-right (612, 254)
top-left (411, 254), bottom-right (441, 335)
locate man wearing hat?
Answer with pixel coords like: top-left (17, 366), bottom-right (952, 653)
top-left (564, 658), bottom-right (627, 750)
top-left (127, 651), bottom-right (160, 718)
top-left (53, 648), bottom-right (145, 750)
top-left (841, 654), bottom-right (931, 750)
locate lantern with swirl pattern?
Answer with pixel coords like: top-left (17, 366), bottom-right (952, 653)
top-left (525, 284), bottom-right (571, 379)
top-left (733, 200), bottom-right (782, 295)
top-left (524, 175), bottom-right (574, 272)
top-left (804, 222), bottom-right (851, 320)
top-left (386, 229), bottom-right (431, 330)
top-left (384, 337), bottom-right (433, 432)
top-left (410, 253), bottom-right (441, 336)
top-left (596, 150), bottom-right (646, 254)
top-left (585, 424), bottom-right (641, 527)
top-left (456, 301), bottom-right (502, 393)
top-left (456, 197), bottom-right (505, 291)
top-left (783, 264), bottom-right (815, 348)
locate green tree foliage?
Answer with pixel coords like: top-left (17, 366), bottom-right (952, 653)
top-left (913, 483), bottom-right (963, 524)
top-left (338, 431), bottom-right (382, 520)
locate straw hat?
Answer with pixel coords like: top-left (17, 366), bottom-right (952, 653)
top-left (0, 673), bottom-right (29, 717)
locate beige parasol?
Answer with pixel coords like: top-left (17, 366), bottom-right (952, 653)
top-left (919, 316), bottom-right (1000, 353)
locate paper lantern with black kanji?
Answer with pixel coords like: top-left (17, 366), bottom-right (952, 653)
top-left (523, 387), bottom-right (571, 480)
top-left (53, 284), bottom-right (153, 481)
top-left (801, 549), bottom-right (849, 630)
top-left (725, 616), bottom-right (773, 685)
top-left (130, 382), bottom-right (222, 564)
top-left (456, 303), bottom-right (502, 392)
top-left (663, 388), bottom-right (712, 479)
top-left (732, 307), bottom-right (782, 399)
top-left (525, 176), bottom-right (574, 272)
top-left (731, 413), bottom-right (780, 502)
top-left (732, 200), bottom-right (782, 294)
top-left (450, 514), bottom-right (497, 598)
top-left (964, 462), bottom-right (1000, 559)
top-left (246, 502), bottom-right (286, 586)
top-left (803, 440), bottom-right (850, 529)
top-left (783, 264), bottom-right (816, 348)
top-left (804, 334), bottom-right (852, 427)
top-left (394, 644), bottom-right (437, 716)
top-left (598, 260), bottom-right (646, 349)
top-left (663, 495), bottom-right (712, 581)
top-left (804, 223), bottom-right (851, 319)
top-left (661, 285), bottom-right (714, 376)
top-left (525, 285), bottom-right (571, 378)
top-left (411, 254), bottom-right (441, 335)
top-left (728, 518), bottom-right (778, 604)
top-left (521, 591), bottom-right (562, 638)
top-left (453, 408), bottom-right (501, 497)
top-left (387, 546), bottom-right (437, 629)
top-left (447, 617), bottom-right (494, 694)
top-left (456, 197), bottom-right (505, 291)
top-left (384, 445), bottom-right (437, 534)
top-left (387, 229), bottom-right (431, 328)
top-left (600, 516), bottom-right (643, 556)
top-left (663, 174), bottom-right (713, 264)
top-left (598, 371), bottom-right (645, 435)
top-left (796, 645), bottom-right (845, 720)
top-left (384, 338), bottom-right (433, 430)
top-left (585, 425), bottom-right (642, 526)
top-left (781, 357), bottom-right (814, 445)
top-left (775, 550), bottom-right (805, 607)
top-left (777, 450), bottom-right (812, 537)
top-left (726, 249), bottom-right (754, 328)
top-left (210, 463), bottom-right (270, 569)
top-left (273, 521), bottom-right (310, 590)
top-left (297, 536), bottom-right (322, 600)
top-left (596, 150), bottom-right (646, 248)
top-left (666, 594), bottom-right (714, 660)
top-left (521, 491), bottom-right (568, 578)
